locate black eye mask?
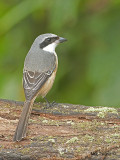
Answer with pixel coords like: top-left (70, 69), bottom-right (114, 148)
top-left (40, 36), bottom-right (59, 49)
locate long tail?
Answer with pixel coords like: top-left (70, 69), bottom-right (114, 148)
top-left (13, 100), bottom-right (34, 141)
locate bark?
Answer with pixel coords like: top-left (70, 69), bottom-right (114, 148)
top-left (0, 98), bottom-right (120, 160)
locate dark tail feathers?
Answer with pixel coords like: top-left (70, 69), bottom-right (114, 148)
top-left (13, 100), bottom-right (33, 141)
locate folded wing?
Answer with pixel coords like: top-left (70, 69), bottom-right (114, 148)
top-left (23, 69), bottom-right (54, 101)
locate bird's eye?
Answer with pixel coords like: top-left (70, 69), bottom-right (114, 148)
top-left (47, 38), bottom-right (51, 42)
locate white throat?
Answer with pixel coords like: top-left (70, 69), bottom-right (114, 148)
top-left (43, 43), bottom-right (57, 52)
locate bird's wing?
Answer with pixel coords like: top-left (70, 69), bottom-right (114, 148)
top-left (23, 69), bottom-right (54, 101)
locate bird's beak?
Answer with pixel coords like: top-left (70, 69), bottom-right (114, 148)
top-left (59, 37), bottom-right (67, 43)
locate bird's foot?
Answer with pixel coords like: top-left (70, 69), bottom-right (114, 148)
top-left (44, 97), bottom-right (57, 109)
top-left (46, 101), bottom-right (57, 108)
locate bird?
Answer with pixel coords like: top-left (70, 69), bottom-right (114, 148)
top-left (13, 33), bottom-right (67, 141)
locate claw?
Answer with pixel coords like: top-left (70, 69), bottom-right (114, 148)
top-left (44, 97), bottom-right (57, 109)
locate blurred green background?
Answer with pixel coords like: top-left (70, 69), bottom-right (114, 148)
top-left (0, 0), bottom-right (120, 107)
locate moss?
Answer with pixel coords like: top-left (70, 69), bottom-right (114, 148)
top-left (48, 138), bottom-right (55, 143)
top-left (111, 133), bottom-right (120, 137)
top-left (20, 148), bottom-right (30, 154)
top-left (105, 137), bottom-right (112, 143)
top-left (63, 105), bottom-right (69, 108)
top-left (66, 120), bottom-right (75, 125)
top-left (0, 145), bottom-right (5, 151)
top-left (76, 147), bottom-right (81, 153)
top-left (57, 146), bottom-right (65, 155)
top-left (84, 135), bottom-right (94, 142)
top-left (84, 107), bottom-right (118, 118)
top-left (29, 119), bottom-right (36, 123)
top-left (42, 119), bottom-right (48, 123)
top-left (110, 124), bottom-right (120, 128)
top-left (66, 137), bottom-right (78, 144)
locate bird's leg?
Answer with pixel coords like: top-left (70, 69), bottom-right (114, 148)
top-left (44, 97), bottom-right (57, 108)
top-left (44, 97), bottom-right (50, 107)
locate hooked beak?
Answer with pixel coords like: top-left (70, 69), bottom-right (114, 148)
top-left (59, 37), bottom-right (67, 43)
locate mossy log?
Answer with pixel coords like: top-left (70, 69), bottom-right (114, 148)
top-left (0, 98), bottom-right (120, 160)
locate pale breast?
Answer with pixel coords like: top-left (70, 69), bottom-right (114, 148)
top-left (39, 52), bottom-right (58, 97)
top-left (39, 70), bottom-right (57, 97)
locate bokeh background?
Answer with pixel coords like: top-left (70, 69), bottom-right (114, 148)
top-left (0, 0), bottom-right (120, 107)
